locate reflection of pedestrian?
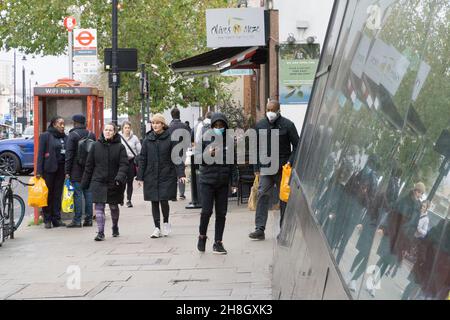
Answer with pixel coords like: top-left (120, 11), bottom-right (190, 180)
top-left (315, 164), bottom-right (351, 242)
top-left (401, 200), bottom-right (430, 299)
top-left (36, 116), bottom-right (68, 229)
top-left (402, 218), bottom-right (449, 300)
top-left (333, 155), bottom-right (379, 264)
top-left (137, 114), bottom-right (186, 238)
top-left (388, 183), bottom-right (425, 262)
top-left (81, 123), bottom-right (129, 241)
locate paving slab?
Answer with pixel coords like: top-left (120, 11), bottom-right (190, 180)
top-left (0, 183), bottom-right (275, 300)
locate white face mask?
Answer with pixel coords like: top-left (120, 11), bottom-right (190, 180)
top-left (203, 118), bottom-right (211, 125)
top-left (266, 111), bottom-right (278, 122)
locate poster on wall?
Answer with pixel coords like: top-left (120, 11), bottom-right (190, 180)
top-left (279, 43), bottom-right (320, 104)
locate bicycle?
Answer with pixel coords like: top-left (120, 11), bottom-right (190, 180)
top-left (0, 171), bottom-right (33, 246)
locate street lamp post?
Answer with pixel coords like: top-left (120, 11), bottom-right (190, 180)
top-left (22, 66), bottom-right (26, 126)
top-left (29, 70), bottom-right (34, 125)
top-left (13, 51), bottom-right (16, 131)
top-left (111, 0), bottom-right (119, 125)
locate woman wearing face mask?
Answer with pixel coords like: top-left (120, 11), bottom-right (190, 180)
top-left (120, 121), bottom-right (142, 208)
top-left (81, 123), bottom-right (129, 241)
top-left (136, 114), bottom-right (186, 238)
top-left (197, 113), bottom-right (236, 254)
top-left (36, 116), bottom-right (68, 229)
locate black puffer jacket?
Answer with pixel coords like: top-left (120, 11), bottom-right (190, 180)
top-left (137, 129), bottom-right (185, 201)
top-left (65, 126), bottom-right (96, 182)
top-left (36, 127), bottom-right (67, 175)
top-left (254, 115), bottom-right (299, 172)
top-left (81, 133), bottom-right (129, 204)
top-left (199, 113), bottom-right (235, 186)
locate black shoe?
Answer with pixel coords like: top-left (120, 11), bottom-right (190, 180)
top-left (94, 232), bottom-right (105, 241)
top-left (83, 220), bottom-right (93, 227)
top-left (52, 220), bottom-right (66, 228)
top-left (249, 229), bottom-right (265, 240)
top-left (67, 221), bottom-right (82, 228)
top-left (44, 222), bottom-right (52, 229)
top-left (213, 241), bottom-right (227, 255)
top-left (197, 235), bottom-right (207, 252)
top-left (126, 201), bottom-right (133, 208)
top-left (179, 195), bottom-right (186, 200)
top-left (112, 226), bottom-right (119, 237)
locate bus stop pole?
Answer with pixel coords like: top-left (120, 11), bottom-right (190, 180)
top-left (111, 0), bottom-right (119, 125)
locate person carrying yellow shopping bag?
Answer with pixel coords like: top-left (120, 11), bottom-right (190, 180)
top-left (36, 116), bottom-right (68, 229)
top-left (61, 179), bottom-right (75, 213)
top-left (279, 163), bottom-right (292, 203)
top-left (28, 176), bottom-right (48, 208)
top-left (248, 174), bottom-right (259, 211)
top-left (248, 99), bottom-right (299, 241)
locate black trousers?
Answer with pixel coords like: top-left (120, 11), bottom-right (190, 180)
top-left (151, 200), bottom-right (169, 229)
top-left (199, 182), bottom-right (228, 242)
top-left (126, 159), bottom-right (136, 201)
top-left (42, 163), bottom-right (65, 224)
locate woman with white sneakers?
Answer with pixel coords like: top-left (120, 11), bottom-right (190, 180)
top-left (137, 114), bottom-right (186, 238)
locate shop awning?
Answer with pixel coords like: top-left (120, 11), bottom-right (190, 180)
top-left (170, 46), bottom-right (267, 76)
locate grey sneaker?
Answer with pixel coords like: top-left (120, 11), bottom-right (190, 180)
top-left (249, 229), bottom-right (265, 240)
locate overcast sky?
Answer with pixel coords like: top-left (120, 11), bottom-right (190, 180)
top-left (0, 50), bottom-right (69, 88)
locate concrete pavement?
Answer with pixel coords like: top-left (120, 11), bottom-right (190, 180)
top-left (0, 183), bottom-right (277, 300)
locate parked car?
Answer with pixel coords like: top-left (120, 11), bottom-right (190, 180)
top-left (0, 136), bottom-right (34, 175)
top-left (21, 125), bottom-right (34, 139)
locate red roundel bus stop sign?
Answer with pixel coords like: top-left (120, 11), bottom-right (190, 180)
top-left (64, 16), bottom-right (77, 32)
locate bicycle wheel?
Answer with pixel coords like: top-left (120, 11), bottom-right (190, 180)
top-left (10, 194), bottom-right (25, 230)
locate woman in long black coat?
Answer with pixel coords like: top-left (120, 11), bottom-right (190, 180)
top-left (36, 116), bottom-right (68, 229)
top-left (81, 123), bottom-right (129, 241)
top-left (137, 114), bottom-right (186, 239)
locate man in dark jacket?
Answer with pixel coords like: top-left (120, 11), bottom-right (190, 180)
top-left (249, 99), bottom-right (299, 240)
top-left (169, 107), bottom-right (190, 200)
top-left (65, 114), bottom-right (97, 228)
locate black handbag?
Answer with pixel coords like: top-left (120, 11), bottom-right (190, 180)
top-left (120, 135), bottom-right (140, 166)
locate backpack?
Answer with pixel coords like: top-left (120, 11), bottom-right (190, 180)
top-left (74, 131), bottom-right (95, 167)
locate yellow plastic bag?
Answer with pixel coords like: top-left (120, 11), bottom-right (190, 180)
top-left (27, 176), bottom-right (48, 207)
top-left (248, 174), bottom-right (259, 211)
top-left (61, 179), bottom-right (74, 213)
top-left (279, 163), bottom-right (292, 203)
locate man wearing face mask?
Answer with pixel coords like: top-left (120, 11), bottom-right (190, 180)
top-left (249, 99), bottom-right (299, 241)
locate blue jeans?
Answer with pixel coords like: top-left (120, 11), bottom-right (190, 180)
top-left (72, 181), bottom-right (93, 224)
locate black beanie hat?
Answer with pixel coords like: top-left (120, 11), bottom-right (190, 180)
top-left (72, 114), bottom-right (86, 124)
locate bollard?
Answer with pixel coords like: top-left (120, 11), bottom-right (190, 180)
top-left (186, 154), bottom-right (202, 209)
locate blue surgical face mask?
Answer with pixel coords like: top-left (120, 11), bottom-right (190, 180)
top-left (213, 128), bottom-right (225, 135)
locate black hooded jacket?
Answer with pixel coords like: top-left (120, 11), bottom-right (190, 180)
top-left (254, 114), bottom-right (299, 172)
top-left (36, 126), bottom-right (67, 175)
top-left (80, 133), bottom-right (129, 204)
top-left (199, 113), bottom-right (236, 186)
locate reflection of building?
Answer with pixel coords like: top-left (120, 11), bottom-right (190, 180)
top-left (0, 60), bottom-right (12, 117)
top-left (273, 0), bottom-right (450, 300)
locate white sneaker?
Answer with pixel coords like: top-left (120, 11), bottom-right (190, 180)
top-left (162, 223), bottom-right (171, 237)
top-left (151, 227), bottom-right (161, 238)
